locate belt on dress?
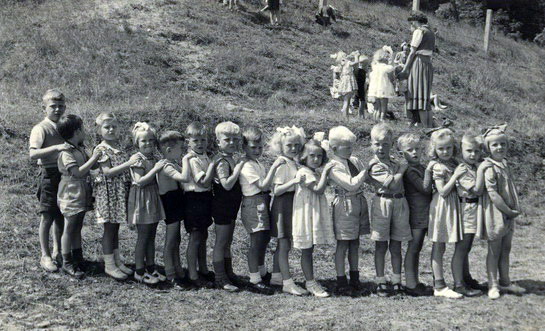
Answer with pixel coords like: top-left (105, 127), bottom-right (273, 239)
top-left (459, 197), bottom-right (479, 204)
top-left (376, 192), bottom-right (405, 199)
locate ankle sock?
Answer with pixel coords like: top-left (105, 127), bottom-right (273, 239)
top-left (391, 273), bottom-right (402, 284)
top-left (306, 279), bottom-right (317, 287)
top-left (283, 278), bottom-right (295, 286)
top-left (434, 278), bottom-right (447, 290)
top-left (336, 275), bottom-right (348, 287)
top-left (249, 272), bottom-right (262, 284)
top-left (271, 272), bottom-right (282, 282)
top-left (376, 276), bottom-right (386, 284)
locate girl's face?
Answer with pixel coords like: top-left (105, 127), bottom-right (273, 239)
top-left (188, 134), bottom-right (208, 154)
top-left (305, 146), bottom-right (324, 170)
top-left (401, 142), bottom-right (421, 164)
top-left (217, 133), bottom-right (240, 155)
top-left (281, 135), bottom-right (302, 160)
top-left (461, 141), bottom-right (482, 165)
top-left (136, 131), bottom-right (156, 155)
top-left (99, 120), bottom-right (119, 141)
top-left (333, 141), bottom-right (353, 159)
top-left (435, 139), bottom-right (455, 161)
top-left (243, 140), bottom-right (263, 160)
top-left (487, 135), bottom-right (508, 160)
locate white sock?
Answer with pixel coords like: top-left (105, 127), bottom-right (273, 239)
top-left (283, 278), bottom-right (295, 286)
top-left (376, 276), bottom-right (386, 284)
top-left (259, 265), bottom-right (267, 277)
top-left (391, 273), bottom-right (402, 284)
top-left (249, 272), bottom-right (262, 284)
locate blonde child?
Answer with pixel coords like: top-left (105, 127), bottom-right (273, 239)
top-left (211, 122), bottom-right (245, 292)
top-left (56, 114), bottom-right (100, 279)
top-left (427, 128), bottom-right (466, 299)
top-left (182, 122), bottom-right (217, 288)
top-left (338, 51), bottom-right (360, 117)
top-left (292, 139), bottom-right (335, 297)
top-left (269, 126), bottom-right (307, 296)
top-left (367, 124), bottom-right (411, 296)
top-left (29, 89), bottom-right (72, 272)
top-left (398, 133), bottom-right (433, 297)
top-left (93, 113), bottom-right (135, 280)
top-left (478, 125), bottom-right (525, 299)
top-left (368, 48), bottom-right (396, 122)
top-left (157, 131), bottom-right (194, 289)
top-left (329, 51), bottom-right (346, 100)
top-left (128, 122), bottom-right (166, 285)
top-left (239, 127), bottom-right (283, 295)
top-left (326, 126), bottom-right (369, 296)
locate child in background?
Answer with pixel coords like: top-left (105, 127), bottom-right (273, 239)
top-left (367, 124), bottom-right (411, 296)
top-left (398, 133), bottom-right (433, 297)
top-left (239, 127), bottom-right (283, 294)
top-left (326, 126), bottom-right (369, 296)
top-left (261, 0), bottom-right (281, 25)
top-left (211, 122), bottom-right (245, 292)
top-left (157, 131), bottom-right (194, 289)
top-left (353, 54), bottom-right (369, 118)
top-left (337, 51), bottom-right (360, 116)
top-left (368, 48), bottom-right (396, 122)
top-left (269, 126), bottom-right (307, 296)
top-left (427, 128), bottom-right (466, 299)
top-left (329, 51), bottom-right (346, 100)
top-left (93, 113), bottom-right (135, 280)
top-left (56, 114), bottom-right (100, 279)
top-left (394, 43), bottom-right (410, 97)
top-left (478, 125), bottom-right (525, 299)
top-left (29, 89), bottom-right (72, 272)
top-left (183, 122), bottom-right (217, 288)
top-left (128, 122), bottom-right (166, 285)
top-left (292, 139), bottom-right (335, 297)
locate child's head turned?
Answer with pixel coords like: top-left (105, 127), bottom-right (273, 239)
top-left (299, 139), bottom-right (328, 170)
top-left (482, 124), bottom-right (508, 160)
top-left (397, 133), bottom-right (423, 164)
top-left (57, 114), bottom-right (84, 144)
top-left (95, 112), bottom-right (119, 141)
top-left (269, 126), bottom-right (305, 159)
top-left (372, 49), bottom-right (390, 64)
top-left (42, 89), bottom-right (66, 123)
top-left (328, 126), bottom-right (356, 159)
top-left (185, 121), bottom-right (208, 154)
top-left (370, 123), bottom-right (393, 159)
top-left (215, 121), bottom-right (241, 155)
top-left (460, 133), bottom-right (483, 165)
top-left (428, 128), bottom-right (457, 161)
top-left (159, 130), bottom-right (185, 159)
top-left (132, 122), bottom-right (157, 154)
top-left (242, 126), bottom-right (263, 160)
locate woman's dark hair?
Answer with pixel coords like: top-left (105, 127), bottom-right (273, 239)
top-left (408, 12), bottom-right (428, 24)
top-left (57, 114), bottom-right (83, 140)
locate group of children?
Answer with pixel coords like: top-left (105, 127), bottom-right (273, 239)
top-left (31, 89), bottom-right (525, 299)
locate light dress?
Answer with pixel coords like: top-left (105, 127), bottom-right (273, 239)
top-left (367, 62), bottom-right (396, 99)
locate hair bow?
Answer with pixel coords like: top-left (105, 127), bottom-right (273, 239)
top-left (313, 132), bottom-right (329, 151)
top-left (482, 124), bottom-right (507, 138)
top-left (133, 121), bottom-right (151, 133)
top-left (424, 118), bottom-right (454, 137)
top-left (276, 126), bottom-right (306, 138)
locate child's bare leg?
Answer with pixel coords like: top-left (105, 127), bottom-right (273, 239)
top-left (431, 242), bottom-right (446, 289)
top-left (52, 216), bottom-right (64, 258)
top-left (404, 228), bottom-right (426, 288)
top-left (301, 247), bottom-right (314, 281)
top-left (335, 240), bottom-right (348, 276)
top-left (348, 239), bottom-right (359, 272)
top-left (145, 223), bottom-right (158, 273)
top-left (248, 232), bottom-right (261, 274)
top-left (374, 241), bottom-right (388, 281)
top-left (498, 230), bottom-right (513, 287)
top-left (164, 222), bottom-right (181, 280)
top-left (186, 231), bottom-right (201, 280)
top-left (342, 94), bottom-right (351, 117)
top-left (389, 239), bottom-right (402, 284)
top-left (213, 223), bottom-right (232, 281)
top-left (277, 238), bottom-right (292, 280)
top-left (197, 230), bottom-right (210, 274)
top-left (39, 214), bottom-right (55, 257)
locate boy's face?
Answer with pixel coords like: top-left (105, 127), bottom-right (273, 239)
top-left (332, 141), bottom-right (353, 159)
top-left (99, 120), bottom-right (119, 141)
top-left (217, 133), bottom-right (240, 155)
top-left (401, 142), bottom-right (421, 165)
top-left (461, 141), bottom-right (482, 165)
top-left (487, 136), bottom-right (508, 160)
top-left (188, 134), bottom-right (208, 154)
top-left (281, 135), bottom-right (302, 159)
top-left (164, 140), bottom-right (184, 160)
top-left (244, 139), bottom-right (263, 160)
top-left (43, 99), bottom-right (66, 123)
top-left (371, 136), bottom-right (392, 160)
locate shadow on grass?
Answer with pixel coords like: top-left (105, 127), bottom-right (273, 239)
top-left (517, 279), bottom-right (545, 296)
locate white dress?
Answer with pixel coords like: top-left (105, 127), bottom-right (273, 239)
top-left (292, 167), bottom-right (335, 249)
top-left (367, 62), bottom-right (396, 98)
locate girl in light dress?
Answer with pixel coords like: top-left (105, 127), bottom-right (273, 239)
top-left (337, 51), bottom-right (360, 117)
top-left (368, 47), bottom-right (396, 122)
top-left (292, 138), bottom-right (335, 297)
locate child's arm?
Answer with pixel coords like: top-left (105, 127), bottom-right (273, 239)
top-left (179, 153), bottom-right (194, 183)
top-left (472, 163), bottom-right (492, 196)
top-left (98, 151), bottom-right (137, 178)
top-left (65, 149), bottom-right (101, 177)
top-left (405, 166), bottom-right (432, 194)
top-left (481, 166), bottom-right (520, 218)
top-left (131, 159), bottom-right (165, 186)
top-left (305, 163), bottom-right (335, 195)
top-left (273, 177), bottom-right (303, 196)
top-left (329, 164), bottom-right (367, 192)
top-left (218, 159), bottom-right (246, 191)
top-left (30, 143), bottom-right (73, 160)
top-left (256, 158), bottom-right (285, 190)
top-left (195, 158), bottom-right (217, 187)
top-left (434, 165), bottom-right (466, 197)
top-left (369, 162), bottom-right (406, 190)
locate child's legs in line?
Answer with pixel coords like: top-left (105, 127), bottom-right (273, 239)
top-left (39, 213), bottom-right (55, 257)
top-left (197, 230), bottom-right (209, 273)
top-left (144, 223), bottom-right (158, 270)
top-left (70, 215), bottom-right (85, 250)
top-left (258, 231), bottom-right (270, 268)
top-left (248, 232), bottom-right (261, 274)
top-left (463, 234), bottom-right (475, 281)
top-left (452, 234), bottom-right (472, 286)
top-left (213, 224), bottom-right (232, 263)
top-left (53, 216), bottom-right (64, 256)
top-left (61, 213), bottom-right (84, 255)
top-left (164, 221), bottom-right (181, 279)
top-left (186, 230), bottom-right (202, 280)
top-left (431, 242), bottom-right (446, 288)
top-left (498, 230), bottom-right (513, 286)
top-left (301, 246), bottom-right (314, 281)
top-left (348, 239), bottom-right (359, 271)
top-left (404, 228), bottom-right (426, 288)
top-left (486, 238), bottom-right (502, 287)
top-left (335, 240), bottom-right (349, 276)
top-left (225, 221), bottom-right (236, 259)
top-left (102, 223), bottom-right (119, 255)
top-left (389, 239), bottom-right (402, 275)
top-left (374, 241), bottom-right (388, 278)
top-left (277, 238), bottom-right (292, 280)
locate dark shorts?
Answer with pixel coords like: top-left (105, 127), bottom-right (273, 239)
top-left (36, 167), bottom-right (63, 219)
top-left (160, 188), bottom-right (184, 225)
top-left (270, 191), bottom-right (294, 239)
top-left (183, 191), bottom-right (213, 232)
top-left (211, 193), bottom-right (242, 226)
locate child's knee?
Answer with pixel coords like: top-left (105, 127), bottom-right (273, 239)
top-left (376, 241), bottom-right (388, 253)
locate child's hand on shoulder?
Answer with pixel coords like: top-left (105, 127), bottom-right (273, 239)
top-left (296, 173), bottom-right (306, 184)
top-left (398, 162), bottom-right (409, 174)
top-left (426, 161), bottom-right (437, 173)
top-left (183, 153), bottom-right (196, 161)
top-left (323, 162), bottom-right (335, 174)
top-left (57, 142), bottom-right (74, 152)
top-left (453, 165), bottom-right (468, 178)
top-left (508, 209), bottom-right (521, 219)
top-left (272, 157), bottom-right (287, 168)
top-left (153, 159), bottom-right (167, 171)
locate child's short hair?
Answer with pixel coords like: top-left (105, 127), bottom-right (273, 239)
top-left (42, 89), bottom-right (65, 103)
top-left (215, 121), bottom-right (240, 137)
top-left (242, 126), bottom-right (263, 145)
top-left (428, 128), bottom-right (458, 159)
top-left (57, 114), bottom-right (83, 141)
top-left (397, 133), bottom-right (421, 150)
top-left (328, 126), bottom-right (356, 148)
top-left (159, 130), bottom-right (184, 150)
top-left (131, 122), bottom-right (157, 145)
top-left (268, 126), bottom-right (306, 155)
top-left (185, 121), bottom-right (207, 137)
top-left (299, 139), bottom-right (328, 168)
top-left (95, 112), bottom-right (117, 127)
top-left (370, 123), bottom-right (393, 142)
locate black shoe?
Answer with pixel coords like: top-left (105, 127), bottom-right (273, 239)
top-left (405, 284), bottom-right (428, 297)
top-left (261, 272), bottom-right (272, 284)
top-left (376, 283), bottom-right (390, 297)
top-left (62, 263), bottom-right (85, 279)
top-left (249, 282), bottom-right (275, 295)
top-left (349, 279), bottom-right (361, 290)
top-left (216, 278), bottom-right (239, 292)
top-left (334, 284), bottom-right (352, 296)
top-left (454, 285), bottom-right (482, 297)
top-left (465, 278), bottom-right (488, 292)
top-left (198, 271), bottom-right (215, 282)
top-left (228, 273), bottom-right (244, 287)
top-left (391, 283), bottom-right (405, 296)
top-left (170, 278), bottom-right (191, 291)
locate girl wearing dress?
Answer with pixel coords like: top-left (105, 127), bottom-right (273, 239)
top-left (56, 115), bottom-right (100, 279)
top-left (368, 48), bottom-right (396, 122)
top-left (427, 128), bottom-right (466, 299)
top-left (329, 51), bottom-right (346, 100)
top-left (93, 113), bottom-right (135, 280)
top-left (268, 126), bottom-right (307, 296)
top-left (128, 122), bottom-right (166, 285)
top-left (478, 125), bottom-right (525, 299)
top-left (337, 51), bottom-right (360, 117)
top-left (292, 139), bottom-right (335, 297)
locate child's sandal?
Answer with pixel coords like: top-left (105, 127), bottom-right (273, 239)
top-left (134, 272), bottom-right (159, 285)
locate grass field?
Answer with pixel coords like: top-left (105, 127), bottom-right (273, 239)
top-left (1, 0), bottom-right (545, 329)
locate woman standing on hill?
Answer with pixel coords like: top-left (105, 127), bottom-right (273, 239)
top-left (398, 12), bottom-right (436, 128)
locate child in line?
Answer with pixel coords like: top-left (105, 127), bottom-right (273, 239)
top-left (398, 133), bottom-right (433, 297)
top-left (326, 126), bottom-right (369, 296)
top-left (93, 113), bottom-right (135, 280)
top-left (368, 48), bottom-right (396, 122)
top-left (478, 125), bottom-right (525, 299)
top-left (57, 114), bottom-right (100, 279)
top-left (452, 134), bottom-right (488, 296)
top-left (292, 139), bottom-right (335, 297)
top-left (427, 128), bottom-right (466, 299)
top-left (29, 89), bottom-right (71, 272)
top-left (183, 122), bottom-right (217, 288)
top-left (367, 124), bottom-right (411, 296)
top-left (239, 127), bottom-right (284, 294)
top-left (211, 122), bottom-right (245, 292)
top-left (128, 122), bottom-right (166, 284)
top-left (157, 131), bottom-right (194, 288)
top-left (269, 126), bottom-right (307, 296)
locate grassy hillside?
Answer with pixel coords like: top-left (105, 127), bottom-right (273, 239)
top-left (1, 0), bottom-right (545, 329)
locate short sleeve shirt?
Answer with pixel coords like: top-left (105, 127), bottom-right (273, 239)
top-left (29, 118), bottom-right (64, 168)
top-left (327, 155), bottom-right (365, 193)
top-left (368, 156), bottom-right (404, 194)
top-left (410, 26), bottom-right (433, 56)
top-left (483, 158), bottom-right (519, 211)
top-left (272, 156), bottom-right (298, 192)
top-left (57, 146), bottom-right (89, 178)
top-left (182, 152), bottom-right (211, 192)
top-left (240, 160), bottom-right (267, 196)
top-left (157, 160), bottom-right (183, 195)
top-left (456, 163), bottom-right (477, 199)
